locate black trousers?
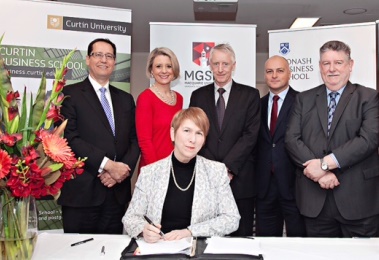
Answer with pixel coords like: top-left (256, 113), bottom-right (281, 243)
top-left (304, 191), bottom-right (379, 237)
top-left (230, 197), bottom-right (255, 236)
top-left (62, 189), bottom-right (125, 234)
top-left (256, 176), bottom-right (305, 237)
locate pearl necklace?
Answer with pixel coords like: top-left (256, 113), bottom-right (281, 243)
top-left (170, 163), bottom-right (196, 192)
top-left (152, 84), bottom-right (176, 105)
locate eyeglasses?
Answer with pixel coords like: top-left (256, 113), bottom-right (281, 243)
top-left (90, 52), bottom-right (115, 61)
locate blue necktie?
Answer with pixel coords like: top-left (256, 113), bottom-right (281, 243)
top-left (99, 88), bottom-right (115, 136)
top-left (327, 92), bottom-right (339, 136)
top-left (216, 88), bottom-right (226, 130)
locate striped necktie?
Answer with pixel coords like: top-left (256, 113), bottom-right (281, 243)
top-left (99, 88), bottom-right (115, 136)
top-left (327, 92), bottom-right (339, 136)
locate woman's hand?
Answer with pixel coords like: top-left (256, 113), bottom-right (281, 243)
top-left (142, 223), bottom-right (164, 243)
top-left (164, 229), bottom-right (192, 241)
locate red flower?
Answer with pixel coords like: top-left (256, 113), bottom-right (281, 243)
top-left (0, 133), bottom-right (22, 147)
top-left (8, 106), bottom-right (19, 121)
top-left (22, 146), bottom-right (40, 164)
top-left (35, 129), bottom-right (50, 142)
top-left (6, 91), bottom-right (19, 103)
top-left (54, 93), bottom-right (65, 106)
top-left (0, 149), bottom-right (12, 179)
top-left (41, 134), bottom-right (75, 163)
top-left (54, 79), bottom-right (66, 93)
top-left (46, 105), bottom-right (63, 123)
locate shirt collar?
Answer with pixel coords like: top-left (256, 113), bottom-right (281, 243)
top-left (326, 85), bottom-right (346, 96)
top-left (88, 75), bottom-right (110, 92)
top-left (269, 86), bottom-right (289, 101)
top-left (214, 80), bottom-right (233, 94)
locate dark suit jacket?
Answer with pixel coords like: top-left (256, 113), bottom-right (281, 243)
top-left (58, 78), bottom-right (140, 208)
top-left (189, 81), bottom-right (260, 199)
top-left (256, 87), bottom-right (298, 200)
top-left (285, 82), bottom-right (379, 220)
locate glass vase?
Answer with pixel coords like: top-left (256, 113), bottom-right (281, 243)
top-left (0, 192), bottom-right (38, 260)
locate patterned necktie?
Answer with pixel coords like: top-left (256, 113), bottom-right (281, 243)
top-left (99, 88), bottom-right (115, 136)
top-left (327, 92), bottom-right (339, 136)
top-left (270, 95), bottom-right (280, 136)
top-left (216, 88), bottom-right (226, 130)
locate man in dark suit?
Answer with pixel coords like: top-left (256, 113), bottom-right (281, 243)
top-left (255, 55), bottom-right (305, 237)
top-left (189, 43), bottom-right (260, 236)
top-left (285, 40), bottom-right (379, 237)
top-left (59, 38), bottom-right (140, 234)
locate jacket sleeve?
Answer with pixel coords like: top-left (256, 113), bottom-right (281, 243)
top-left (223, 88), bottom-right (261, 175)
top-left (122, 169), bottom-right (150, 238)
top-left (285, 93), bottom-right (317, 167)
top-left (60, 87), bottom-right (106, 175)
top-left (332, 90), bottom-right (379, 168)
top-left (135, 91), bottom-right (158, 165)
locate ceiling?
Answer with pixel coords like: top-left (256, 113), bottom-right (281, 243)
top-left (52, 0), bottom-right (379, 53)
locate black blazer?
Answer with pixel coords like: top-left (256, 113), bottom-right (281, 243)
top-left (189, 81), bottom-right (261, 199)
top-left (58, 78), bottom-right (140, 207)
top-left (256, 87), bottom-right (298, 200)
top-left (285, 82), bottom-right (379, 220)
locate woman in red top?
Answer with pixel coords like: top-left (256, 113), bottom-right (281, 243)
top-left (136, 47), bottom-right (183, 171)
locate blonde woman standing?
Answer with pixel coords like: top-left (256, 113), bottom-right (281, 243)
top-left (136, 47), bottom-right (183, 172)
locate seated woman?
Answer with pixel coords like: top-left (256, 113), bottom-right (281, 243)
top-left (122, 107), bottom-right (240, 243)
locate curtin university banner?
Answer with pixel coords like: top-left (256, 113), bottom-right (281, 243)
top-left (0, 0), bottom-right (132, 230)
top-left (1, 0), bottom-right (132, 94)
top-left (269, 22), bottom-right (377, 91)
top-left (150, 22), bottom-right (256, 108)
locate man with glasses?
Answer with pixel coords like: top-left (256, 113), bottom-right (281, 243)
top-left (58, 38), bottom-right (140, 234)
top-left (286, 40), bottom-right (379, 237)
top-left (190, 43), bottom-right (260, 236)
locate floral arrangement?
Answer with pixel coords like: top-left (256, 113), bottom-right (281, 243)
top-left (0, 37), bottom-right (85, 199)
top-left (0, 34), bottom-right (85, 259)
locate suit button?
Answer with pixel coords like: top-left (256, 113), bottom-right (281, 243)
top-left (272, 143), bottom-right (276, 148)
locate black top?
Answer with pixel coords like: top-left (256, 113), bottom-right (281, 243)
top-left (161, 154), bottom-right (196, 233)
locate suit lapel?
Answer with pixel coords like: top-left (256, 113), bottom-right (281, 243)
top-left (221, 81), bottom-right (239, 133)
top-left (316, 85), bottom-right (328, 137)
top-left (204, 84), bottom-right (220, 134)
top-left (154, 157), bottom-right (171, 223)
top-left (261, 94), bottom-right (271, 139)
top-left (81, 78), bottom-right (114, 136)
top-left (328, 82), bottom-right (355, 138)
top-left (191, 156), bottom-right (205, 225)
top-left (110, 86), bottom-right (121, 137)
top-left (274, 87), bottom-right (296, 137)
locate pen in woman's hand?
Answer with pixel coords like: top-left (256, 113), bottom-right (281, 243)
top-left (143, 215), bottom-right (165, 237)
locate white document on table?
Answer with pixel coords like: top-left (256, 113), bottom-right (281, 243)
top-left (204, 237), bottom-right (261, 255)
top-left (136, 237), bottom-right (192, 255)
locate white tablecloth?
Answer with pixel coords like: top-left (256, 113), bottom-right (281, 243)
top-left (32, 233), bottom-right (131, 260)
top-left (32, 233), bottom-right (379, 260)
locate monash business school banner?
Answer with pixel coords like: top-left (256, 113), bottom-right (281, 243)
top-left (0, 0), bottom-right (132, 230)
top-left (150, 22), bottom-right (256, 107)
top-left (269, 22), bottom-right (377, 92)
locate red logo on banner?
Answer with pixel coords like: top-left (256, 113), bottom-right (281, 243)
top-left (193, 42), bottom-right (215, 67)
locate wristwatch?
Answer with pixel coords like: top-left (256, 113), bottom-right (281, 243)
top-left (320, 158), bottom-right (329, 171)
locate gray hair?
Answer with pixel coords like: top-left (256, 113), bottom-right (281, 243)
top-left (320, 40), bottom-right (351, 60)
top-left (209, 43), bottom-right (236, 63)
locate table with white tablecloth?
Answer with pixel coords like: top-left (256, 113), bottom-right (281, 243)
top-left (32, 233), bottom-right (379, 260)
